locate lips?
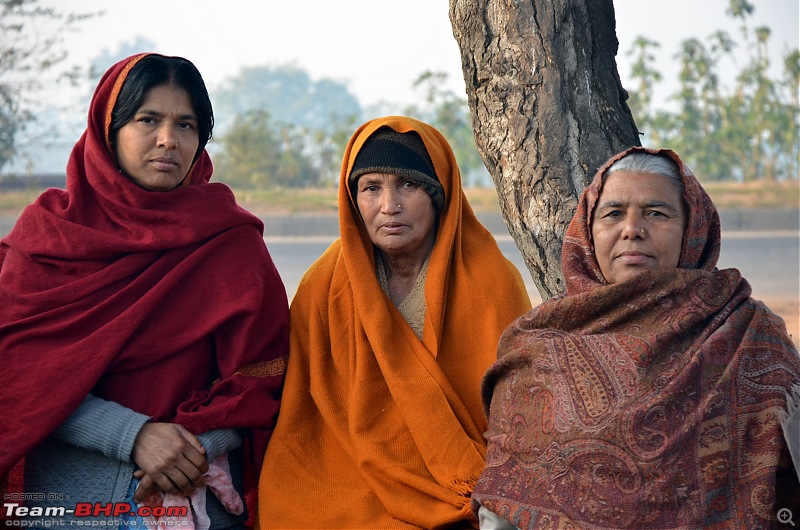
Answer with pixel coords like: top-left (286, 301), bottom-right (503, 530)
top-left (150, 157), bottom-right (179, 171)
top-left (380, 222), bottom-right (407, 234)
top-left (615, 251), bottom-right (652, 265)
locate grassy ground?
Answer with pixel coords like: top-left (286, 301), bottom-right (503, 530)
top-left (1, 179), bottom-right (797, 215)
top-left (237, 180), bottom-right (800, 215)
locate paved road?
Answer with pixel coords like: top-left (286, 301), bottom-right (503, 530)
top-left (266, 233), bottom-right (800, 305)
top-left (2, 212), bottom-right (797, 307)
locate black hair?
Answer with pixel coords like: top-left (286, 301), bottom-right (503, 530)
top-left (108, 54), bottom-right (214, 160)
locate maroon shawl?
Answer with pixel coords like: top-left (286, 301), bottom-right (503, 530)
top-left (473, 147), bottom-right (800, 528)
top-left (0, 54), bottom-right (289, 488)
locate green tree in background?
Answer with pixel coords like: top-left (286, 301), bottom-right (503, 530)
top-left (404, 71), bottom-right (488, 186)
top-left (214, 110), bottom-right (320, 188)
top-left (0, 84), bottom-right (20, 172)
top-left (0, 2), bottom-right (795, 187)
top-left (625, 0), bottom-right (798, 181)
top-left (0, 0), bottom-right (95, 173)
top-left (781, 50), bottom-right (800, 180)
top-left (307, 113), bottom-right (360, 184)
top-left (213, 68), bottom-right (490, 189)
top-left (212, 64), bottom-right (362, 186)
top-left (625, 36), bottom-right (662, 141)
top-left (673, 35), bottom-right (730, 181)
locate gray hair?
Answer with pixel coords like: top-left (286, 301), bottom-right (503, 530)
top-left (606, 151), bottom-right (684, 192)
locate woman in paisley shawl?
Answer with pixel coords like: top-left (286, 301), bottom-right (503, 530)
top-left (473, 147), bottom-right (800, 529)
top-left (257, 116), bottom-right (531, 528)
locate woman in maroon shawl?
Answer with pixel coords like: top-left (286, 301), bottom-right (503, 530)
top-left (0, 53), bottom-right (289, 528)
top-left (473, 147), bottom-right (800, 529)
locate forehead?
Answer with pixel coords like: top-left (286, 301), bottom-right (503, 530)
top-left (139, 83), bottom-right (194, 111)
top-left (357, 172), bottom-right (404, 182)
top-left (598, 170), bottom-right (683, 203)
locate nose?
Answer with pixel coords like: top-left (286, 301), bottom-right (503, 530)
top-left (621, 213), bottom-right (645, 239)
top-left (157, 124), bottom-right (178, 150)
top-left (380, 188), bottom-right (401, 214)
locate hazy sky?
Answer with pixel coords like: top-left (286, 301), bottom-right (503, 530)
top-left (42, 0), bottom-right (798, 110)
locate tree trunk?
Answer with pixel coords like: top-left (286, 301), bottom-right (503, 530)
top-left (449, 0), bottom-right (640, 298)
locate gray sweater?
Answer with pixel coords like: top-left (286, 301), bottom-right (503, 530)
top-left (23, 395), bottom-right (245, 529)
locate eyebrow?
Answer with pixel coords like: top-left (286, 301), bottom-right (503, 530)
top-left (596, 200), bottom-right (681, 213)
top-left (136, 108), bottom-right (198, 121)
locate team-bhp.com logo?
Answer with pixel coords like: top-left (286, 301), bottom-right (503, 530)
top-left (3, 502), bottom-right (188, 526)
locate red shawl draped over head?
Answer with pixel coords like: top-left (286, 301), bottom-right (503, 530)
top-left (0, 53), bottom-right (289, 495)
top-left (472, 147), bottom-right (800, 529)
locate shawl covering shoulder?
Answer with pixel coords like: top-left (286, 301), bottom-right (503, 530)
top-left (0, 53), bottom-right (290, 500)
top-left (472, 147), bottom-right (800, 529)
top-left (257, 116), bottom-right (531, 529)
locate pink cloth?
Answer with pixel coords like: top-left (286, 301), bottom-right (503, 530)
top-left (140, 455), bottom-right (243, 530)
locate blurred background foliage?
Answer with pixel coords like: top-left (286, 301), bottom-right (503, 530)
top-left (0, 0), bottom-right (797, 189)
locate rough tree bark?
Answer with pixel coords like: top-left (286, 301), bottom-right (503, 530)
top-left (449, 0), bottom-right (640, 298)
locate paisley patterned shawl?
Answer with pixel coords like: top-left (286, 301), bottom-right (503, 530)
top-left (472, 147), bottom-right (800, 529)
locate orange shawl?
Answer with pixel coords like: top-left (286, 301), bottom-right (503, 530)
top-left (257, 116), bottom-right (531, 529)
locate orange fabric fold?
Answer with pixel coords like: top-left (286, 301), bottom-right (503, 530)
top-left (257, 116), bottom-right (531, 529)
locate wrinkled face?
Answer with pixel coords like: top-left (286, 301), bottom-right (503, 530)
top-left (591, 170), bottom-right (687, 285)
top-left (355, 172), bottom-right (437, 260)
top-left (115, 83), bottom-right (200, 191)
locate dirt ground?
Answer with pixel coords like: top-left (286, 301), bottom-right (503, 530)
top-left (762, 297), bottom-right (800, 348)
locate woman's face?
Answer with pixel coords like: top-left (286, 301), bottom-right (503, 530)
top-left (356, 172), bottom-right (437, 261)
top-left (591, 170), bottom-right (686, 285)
top-left (114, 83), bottom-right (200, 191)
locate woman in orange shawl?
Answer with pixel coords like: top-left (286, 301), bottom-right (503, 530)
top-left (0, 53), bottom-right (289, 528)
top-left (257, 116), bottom-right (531, 528)
top-left (472, 147), bottom-right (800, 529)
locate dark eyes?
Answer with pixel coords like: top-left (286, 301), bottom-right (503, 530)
top-left (136, 117), bottom-right (195, 130)
top-left (600, 209), bottom-right (670, 219)
top-left (598, 209), bottom-right (624, 219)
top-left (360, 180), bottom-right (417, 193)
